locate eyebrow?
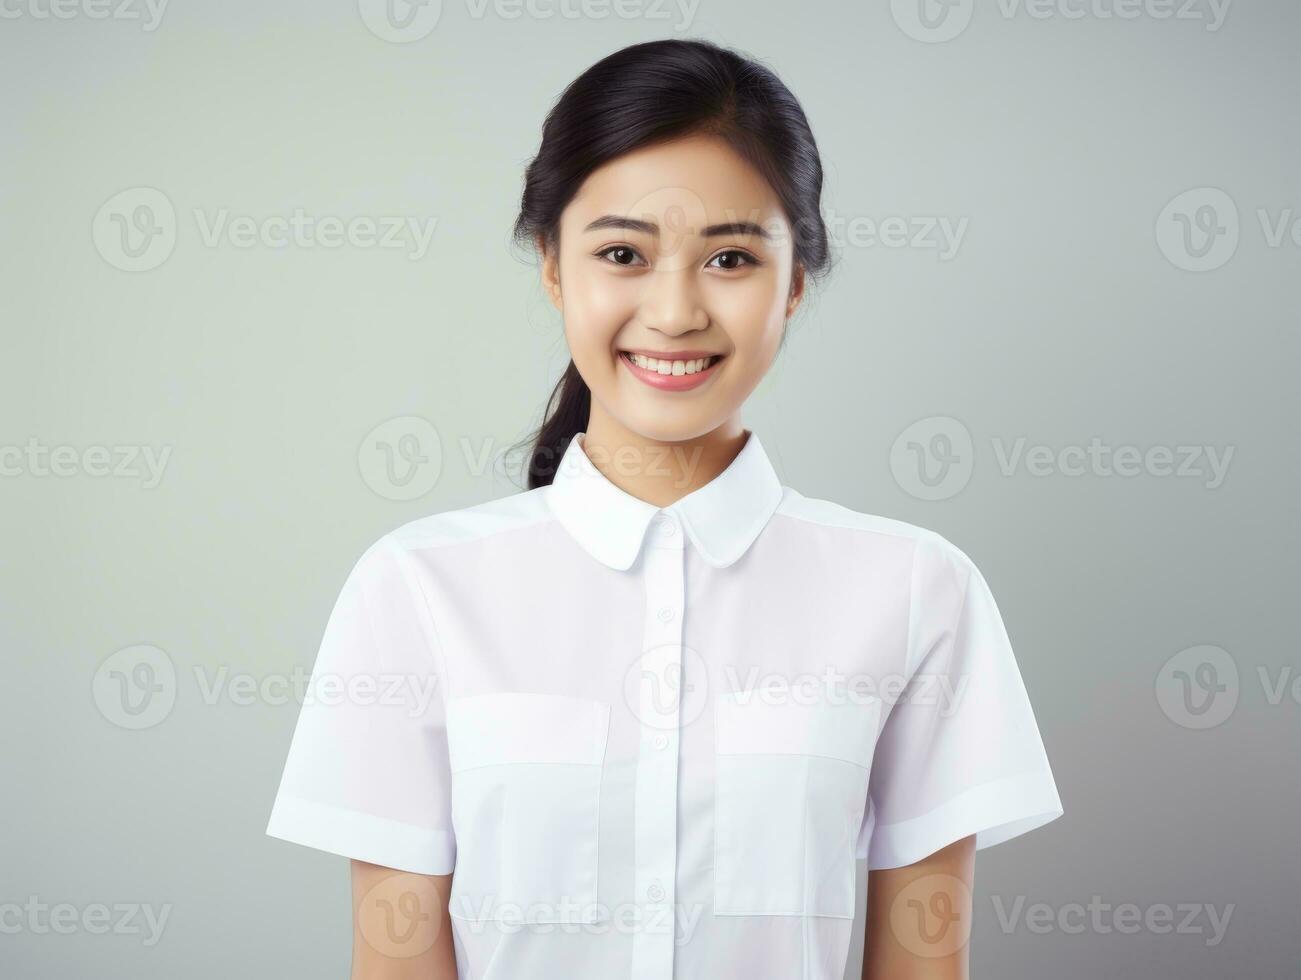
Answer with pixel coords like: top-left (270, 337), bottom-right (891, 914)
top-left (582, 215), bottom-right (772, 240)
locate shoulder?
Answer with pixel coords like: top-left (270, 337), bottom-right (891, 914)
top-left (333, 486), bottom-right (554, 590)
top-left (774, 485), bottom-right (980, 583)
top-left (377, 485), bottom-right (555, 555)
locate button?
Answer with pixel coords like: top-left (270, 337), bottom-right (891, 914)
top-left (655, 516), bottom-right (678, 537)
top-left (656, 606), bottom-right (675, 623)
top-left (647, 880), bottom-right (665, 902)
top-left (653, 733), bottom-right (669, 750)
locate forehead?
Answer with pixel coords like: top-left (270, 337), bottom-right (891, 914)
top-left (564, 134), bottom-right (788, 234)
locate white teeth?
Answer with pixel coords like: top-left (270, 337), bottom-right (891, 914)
top-left (629, 353), bottom-right (717, 375)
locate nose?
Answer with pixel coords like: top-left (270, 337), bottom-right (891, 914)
top-left (638, 265), bottom-right (709, 336)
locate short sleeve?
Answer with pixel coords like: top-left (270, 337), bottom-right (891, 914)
top-left (858, 534), bottom-right (1063, 870)
top-left (265, 534), bottom-right (456, 875)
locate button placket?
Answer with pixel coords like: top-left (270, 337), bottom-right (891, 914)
top-left (631, 511), bottom-right (684, 980)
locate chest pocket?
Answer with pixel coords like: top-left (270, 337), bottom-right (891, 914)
top-left (446, 692), bottom-right (611, 924)
top-left (713, 688), bottom-right (882, 918)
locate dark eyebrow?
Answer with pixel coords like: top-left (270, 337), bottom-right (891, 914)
top-left (583, 215), bottom-right (772, 240)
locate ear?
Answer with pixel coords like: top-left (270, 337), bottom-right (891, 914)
top-left (786, 263), bottom-right (806, 318)
top-left (538, 232), bottom-right (563, 312)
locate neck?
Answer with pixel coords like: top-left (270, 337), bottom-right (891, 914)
top-left (579, 409), bottom-right (748, 508)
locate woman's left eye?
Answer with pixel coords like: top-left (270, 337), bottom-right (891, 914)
top-left (707, 249), bottom-right (757, 270)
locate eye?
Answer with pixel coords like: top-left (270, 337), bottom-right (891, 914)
top-left (595, 245), bottom-right (647, 267)
top-left (706, 249), bottom-right (758, 271)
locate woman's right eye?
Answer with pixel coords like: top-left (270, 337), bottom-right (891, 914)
top-left (595, 245), bottom-right (646, 267)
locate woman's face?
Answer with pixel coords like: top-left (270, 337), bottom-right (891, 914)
top-left (541, 134), bottom-right (805, 444)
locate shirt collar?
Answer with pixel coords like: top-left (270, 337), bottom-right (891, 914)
top-left (546, 429), bottom-right (784, 571)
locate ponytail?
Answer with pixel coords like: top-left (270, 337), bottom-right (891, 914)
top-left (525, 360), bottom-right (590, 489)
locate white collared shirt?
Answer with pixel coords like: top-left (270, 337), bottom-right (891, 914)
top-left (267, 429), bottom-right (1063, 979)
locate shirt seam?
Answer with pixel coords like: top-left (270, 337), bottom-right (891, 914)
top-left (379, 533), bottom-right (452, 706)
top-left (389, 495), bottom-right (557, 553)
top-left (771, 498), bottom-right (938, 544)
top-left (905, 542), bottom-right (975, 685)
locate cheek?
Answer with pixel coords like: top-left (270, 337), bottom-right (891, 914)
top-left (710, 278), bottom-right (788, 363)
top-left (560, 260), bottom-right (636, 353)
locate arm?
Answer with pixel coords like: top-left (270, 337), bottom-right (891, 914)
top-left (862, 834), bottom-right (975, 980)
top-left (350, 860), bottom-right (458, 979)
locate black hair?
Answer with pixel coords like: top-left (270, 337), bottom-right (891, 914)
top-left (512, 38), bottom-right (832, 489)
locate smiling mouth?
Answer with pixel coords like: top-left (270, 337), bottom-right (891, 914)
top-left (618, 351), bottom-right (725, 376)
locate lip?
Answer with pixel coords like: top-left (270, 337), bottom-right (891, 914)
top-left (621, 348), bottom-right (720, 360)
top-left (618, 349), bottom-right (725, 392)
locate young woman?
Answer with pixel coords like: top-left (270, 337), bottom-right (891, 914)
top-left (266, 38), bottom-right (1063, 980)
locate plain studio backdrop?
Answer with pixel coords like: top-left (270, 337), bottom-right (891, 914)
top-left (1, 1), bottom-right (1296, 977)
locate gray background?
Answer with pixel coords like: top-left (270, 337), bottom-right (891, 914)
top-left (1, 0), bottom-right (1297, 977)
